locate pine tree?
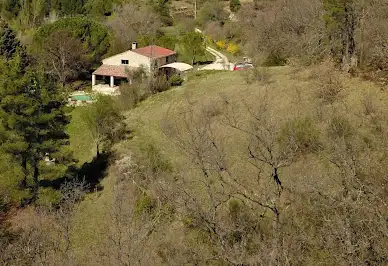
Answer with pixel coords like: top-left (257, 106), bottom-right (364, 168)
top-left (0, 0), bottom-right (21, 19)
top-left (0, 20), bottom-right (22, 60)
top-left (323, 0), bottom-right (358, 70)
top-left (0, 52), bottom-right (31, 188)
top-left (25, 71), bottom-right (70, 198)
top-left (0, 52), bottom-right (70, 198)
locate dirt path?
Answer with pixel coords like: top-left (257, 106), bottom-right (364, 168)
top-left (195, 28), bottom-right (234, 71)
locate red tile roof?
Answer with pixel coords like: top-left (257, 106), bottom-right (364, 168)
top-left (92, 65), bottom-right (132, 78)
top-left (133, 45), bottom-right (176, 59)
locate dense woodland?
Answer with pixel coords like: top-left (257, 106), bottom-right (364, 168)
top-left (1, 0), bottom-right (388, 265)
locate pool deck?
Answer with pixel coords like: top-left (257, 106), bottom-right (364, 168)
top-left (92, 84), bottom-right (120, 96)
top-left (68, 91), bottom-right (94, 106)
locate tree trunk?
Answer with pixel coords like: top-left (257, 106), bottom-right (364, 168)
top-left (19, 155), bottom-right (28, 189)
top-left (341, 2), bottom-right (357, 72)
top-left (270, 209), bottom-right (281, 266)
top-left (32, 159), bottom-right (39, 201)
top-left (96, 142), bottom-right (100, 158)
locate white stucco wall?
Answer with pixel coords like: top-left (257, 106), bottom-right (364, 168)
top-left (102, 51), bottom-right (151, 69)
top-left (102, 51), bottom-right (177, 73)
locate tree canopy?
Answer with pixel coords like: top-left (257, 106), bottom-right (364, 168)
top-left (0, 50), bottom-right (71, 198)
top-left (181, 31), bottom-right (206, 65)
top-left (33, 17), bottom-right (111, 64)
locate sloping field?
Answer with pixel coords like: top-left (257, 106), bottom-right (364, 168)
top-left (70, 67), bottom-right (388, 264)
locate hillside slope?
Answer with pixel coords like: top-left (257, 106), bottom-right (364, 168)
top-left (70, 67), bottom-right (388, 265)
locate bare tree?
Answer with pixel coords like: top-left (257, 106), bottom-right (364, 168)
top-left (239, 0), bottom-right (326, 65)
top-left (108, 4), bottom-right (162, 53)
top-left (161, 95), bottom-right (306, 264)
top-left (40, 30), bottom-right (88, 86)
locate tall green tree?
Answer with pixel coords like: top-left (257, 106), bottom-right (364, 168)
top-left (0, 0), bottom-right (21, 20)
top-left (181, 31), bottom-right (206, 65)
top-left (50, 0), bottom-right (85, 16)
top-left (0, 22), bottom-right (30, 187)
top-left (83, 0), bottom-right (118, 17)
top-left (82, 95), bottom-right (124, 158)
top-left (18, 0), bottom-right (46, 29)
top-left (33, 17), bottom-right (111, 65)
top-left (148, 0), bottom-right (172, 25)
top-left (323, 0), bottom-right (358, 70)
top-left (0, 53), bottom-right (70, 198)
top-left (0, 20), bottom-right (23, 60)
top-left (197, 0), bottom-right (227, 26)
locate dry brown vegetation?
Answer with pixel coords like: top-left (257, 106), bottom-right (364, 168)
top-left (2, 0), bottom-right (388, 264)
top-left (3, 67), bottom-right (388, 265)
top-left (238, 0), bottom-right (388, 75)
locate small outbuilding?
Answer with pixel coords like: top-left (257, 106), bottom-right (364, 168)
top-left (158, 62), bottom-right (193, 78)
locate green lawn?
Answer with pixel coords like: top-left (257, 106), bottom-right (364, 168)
top-left (0, 106), bottom-right (96, 206)
top-left (176, 46), bottom-right (215, 65)
top-left (67, 107), bottom-right (96, 165)
top-left (161, 26), bottom-right (216, 64)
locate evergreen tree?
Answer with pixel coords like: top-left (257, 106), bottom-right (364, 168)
top-left (0, 23), bottom-right (30, 187)
top-left (148, 0), bottom-right (173, 25)
top-left (323, 0), bottom-right (358, 70)
top-left (0, 0), bottom-right (21, 19)
top-left (0, 52), bottom-right (70, 198)
top-left (83, 0), bottom-right (117, 17)
top-left (33, 17), bottom-right (111, 65)
top-left (0, 20), bottom-right (22, 60)
top-left (0, 52), bottom-right (30, 188)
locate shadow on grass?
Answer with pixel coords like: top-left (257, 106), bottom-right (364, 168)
top-left (39, 152), bottom-right (112, 192)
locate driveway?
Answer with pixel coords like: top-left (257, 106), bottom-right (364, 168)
top-left (195, 28), bottom-right (234, 71)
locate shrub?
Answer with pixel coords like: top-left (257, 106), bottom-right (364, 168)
top-left (169, 74), bottom-right (184, 86)
top-left (182, 216), bottom-right (194, 228)
top-left (36, 188), bottom-right (62, 207)
top-left (328, 116), bottom-right (354, 139)
top-left (216, 40), bottom-right (227, 49)
top-left (316, 75), bottom-right (343, 104)
top-left (0, 194), bottom-right (10, 214)
top-left (135, 193), bottom-right (156, 215)
top-left (230, 0), bottom-right (241, 13)
top-left (362, 92), bottom-right (377, 116)
top-left (263, 53), bottom-right (287, 66)
top-left (143, 143), bottom-right (172, 173)
top-left (312, 62), bottom-right (344, 104)
top-left (228, 198), bottom-right (243, 220)
top-left (279, 117), bottom-right (321, 154)
top-left (150, 75), bottom-right (171, 93)
top-left (244, 66), bottom-right (271, 84)
top-left (226, 42), bottom-right (241, 55)
top-left (118, 84), bottom-right (140, 110)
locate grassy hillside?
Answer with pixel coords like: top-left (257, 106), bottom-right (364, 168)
top-left (67, 107), bottom-right (96, 165)
top-left (67, 66), bottom-right (388, 265)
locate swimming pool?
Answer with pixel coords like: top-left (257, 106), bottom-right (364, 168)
top-left (70, 94), bottom-right (93, 101)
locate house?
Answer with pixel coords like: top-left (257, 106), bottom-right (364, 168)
top-left (92, 42), bottom-right (192, 94)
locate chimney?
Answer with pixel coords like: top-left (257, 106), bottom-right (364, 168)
top-left (132, 42), bottom-right (137, 50)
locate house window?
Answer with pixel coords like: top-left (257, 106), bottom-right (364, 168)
top-left (121, 60), bottom-right (129, 64)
